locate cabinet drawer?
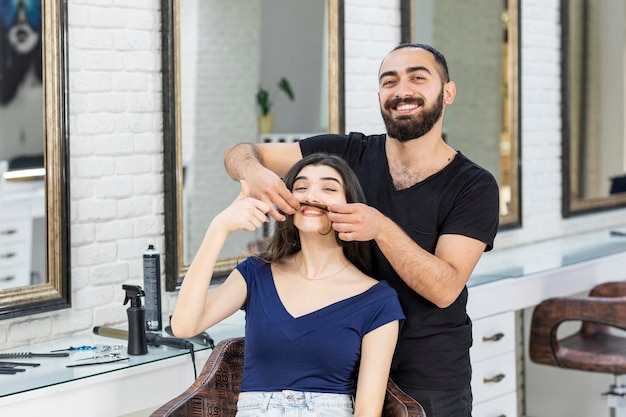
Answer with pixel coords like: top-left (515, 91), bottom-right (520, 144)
top-left (473, 391), bottom-right (518, 417)
top-left (0, 242), bottom-right (29, 267)
top-left (471, 311), bottom-right (515, 362)
top-left (0, 264), bottom-right (30, 290)
top-left (0, 219), bottom-right (31, 245)
top-left (471, 351), bottom-right (517, 404)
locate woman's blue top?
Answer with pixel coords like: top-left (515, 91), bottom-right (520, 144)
top-left (235, 257), bottom-right (405, 395)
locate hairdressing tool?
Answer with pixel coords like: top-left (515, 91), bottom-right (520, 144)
top-left (76, 352), bottom-right (122, 361)
top-left (164, 325), bottom-right (214, 349)
top-left (0, 352), bottom-right (69, 359)
top-left (0, 364), bottom-right (25, 372)
top-left (93, 327), bottom-right (195, 351)
top-left (0, 361), bottom-right (40, 367)
top-left (93, 326), bottom-right (198, 378)
top-left (0, 361), bottom-right (40, 375)
top-left (66, 357), bottom-right (129, 368)
top-left (0, 368), bottom-right (22, 374)
top-left (51, 345), bottom-right (97, 352)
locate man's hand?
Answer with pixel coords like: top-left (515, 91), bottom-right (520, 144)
top-left (243, 166), bottom-right (300, 221)
top-left (327, 203), bottom-right (384, 242)
top-left (224, 142), bottom-right (303, 222)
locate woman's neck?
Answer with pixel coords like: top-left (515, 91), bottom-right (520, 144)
top-left (296, 235), bottom-right (347, 279)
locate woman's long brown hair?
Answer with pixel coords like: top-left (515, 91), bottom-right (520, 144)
top-left (261, 153), bottom-right (372, 276)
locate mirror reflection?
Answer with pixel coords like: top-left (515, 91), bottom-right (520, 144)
top-left (563, 0), bottom-right (626, 215)
top-left (0, 0), bottom-right (70, 319)
top-left (403, 0), bottom-right (520, 225)
top-left (164, 0), bottom-right (343, 289)
top-left (0, 0), bottom-right (46, 291)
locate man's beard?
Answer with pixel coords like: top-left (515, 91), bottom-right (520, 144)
top-left (381, 90), bottom-right (444, 143)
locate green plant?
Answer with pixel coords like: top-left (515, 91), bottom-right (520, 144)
top-left (256, 77), bottom-right (295, 116)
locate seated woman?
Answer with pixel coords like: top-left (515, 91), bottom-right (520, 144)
top-left (172, 153), bottom-right (404, 417)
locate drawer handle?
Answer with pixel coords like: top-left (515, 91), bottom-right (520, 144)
top-left (0, 252), bottom-right (17, 259)
top-left (1, 229), bottom-right (18, 236)
top-left (483, 332), bottom-right (505, 342)
top-left (483, 373), bottom-right (506, 384)
top-left (0, 275), bottom-right (15, 282)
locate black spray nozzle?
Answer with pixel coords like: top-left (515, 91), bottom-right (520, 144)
top-left (123, 284), bottom-right (145, 307)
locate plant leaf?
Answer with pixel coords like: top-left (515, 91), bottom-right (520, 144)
top-left (277, 77), bottom-right (295, 101)
top-left (256, 87), bottom-right (271, 115)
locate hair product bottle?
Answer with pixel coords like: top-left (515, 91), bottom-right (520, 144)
top-left (143, 244), bottom-right (162, 331)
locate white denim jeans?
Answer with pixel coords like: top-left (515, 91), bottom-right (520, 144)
top-left (236, 390), bottom-right (354, 417)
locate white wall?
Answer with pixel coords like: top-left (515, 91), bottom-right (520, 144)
top-left (0, 0), bottom-right (625, 353)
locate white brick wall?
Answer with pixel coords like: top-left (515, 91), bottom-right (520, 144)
top-left (1, 0), bottom-right (626, 347)
top-left (0, 0), bottom-right (165, 347)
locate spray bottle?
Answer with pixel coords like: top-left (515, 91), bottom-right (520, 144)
top-left (123, 284), bottom-right (148, 355)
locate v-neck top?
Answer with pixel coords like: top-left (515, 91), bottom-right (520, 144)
top-left (235, 256), bottom-right (405, 394)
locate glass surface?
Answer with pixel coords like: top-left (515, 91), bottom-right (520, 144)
top-left (469, 227), bottom-right (626, 287)
top-left (0, 333), bottom-right (211, 398)
top-left (562, 0), bottom-right (626, 216)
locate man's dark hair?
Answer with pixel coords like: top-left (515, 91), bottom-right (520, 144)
top-left (392, 42), bottom-right (450, 83)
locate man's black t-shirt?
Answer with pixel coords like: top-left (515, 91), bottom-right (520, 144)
top-left (300, 132), bottom-right (500, 391)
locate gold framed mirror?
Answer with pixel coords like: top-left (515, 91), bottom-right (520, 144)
top-left (0, 0), bottom-right (70, 319)
top-left (562, 0), bottom-right (626, 216)
top-left (162, 0), bottom-right (344, 290)
top-left (401, 0), bottom-right (521, 227)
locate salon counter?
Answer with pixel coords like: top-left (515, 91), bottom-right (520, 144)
top-left (0, 321), bottom-right (245, 417)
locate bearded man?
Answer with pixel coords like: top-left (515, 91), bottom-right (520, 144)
top-left (224, 43), bottom-right (500, 417)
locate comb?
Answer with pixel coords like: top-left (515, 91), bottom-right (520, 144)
top-left (0, 352), bottom-right (69, 359)
top-left (0, 368), bottom-right (22, 374)
top-left (0, 361), bottom-right (40, 367)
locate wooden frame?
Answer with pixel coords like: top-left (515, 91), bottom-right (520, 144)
top-left (0, 0), bottom-right (71, 319)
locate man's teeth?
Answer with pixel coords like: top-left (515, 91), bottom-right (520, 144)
top-left (397, 103), bottom-right (417, 111)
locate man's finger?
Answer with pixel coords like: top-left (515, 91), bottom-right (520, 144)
top-left (237, 180), bottom-right (250, 200)
top-left (275, 188), bottom-right (300, 214)
top-left (268, 206), bottom-right (286, 222)
top-left (327, 202), bottom-right (358, 214)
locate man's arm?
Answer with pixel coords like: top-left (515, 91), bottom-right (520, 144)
top-left (328, 203), bottom-right (486, 308)
top-left (375, 217), bottom-right (485, 308)
top-left (224, 142), bottom-right (303, 221)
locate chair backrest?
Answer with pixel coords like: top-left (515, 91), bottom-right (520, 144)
top-left (151, 337), bottom-right (245, 417)
top-left (151, 337), bottom-right (425, 417)
top-left (529, 281), bottom-right (626, 371)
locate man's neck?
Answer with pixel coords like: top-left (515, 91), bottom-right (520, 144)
top-left (385, 131), bottom-right (456, 189)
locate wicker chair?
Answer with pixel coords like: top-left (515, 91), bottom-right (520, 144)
top-left (151, 337), bottom-right (425, 417)
top-left (529, 281), bottom-right (626, 416)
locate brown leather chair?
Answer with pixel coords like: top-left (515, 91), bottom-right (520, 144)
top-left (151, 337), bottom-right (425, 417)
top-left (529, 281), bottom-right (626, 414)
